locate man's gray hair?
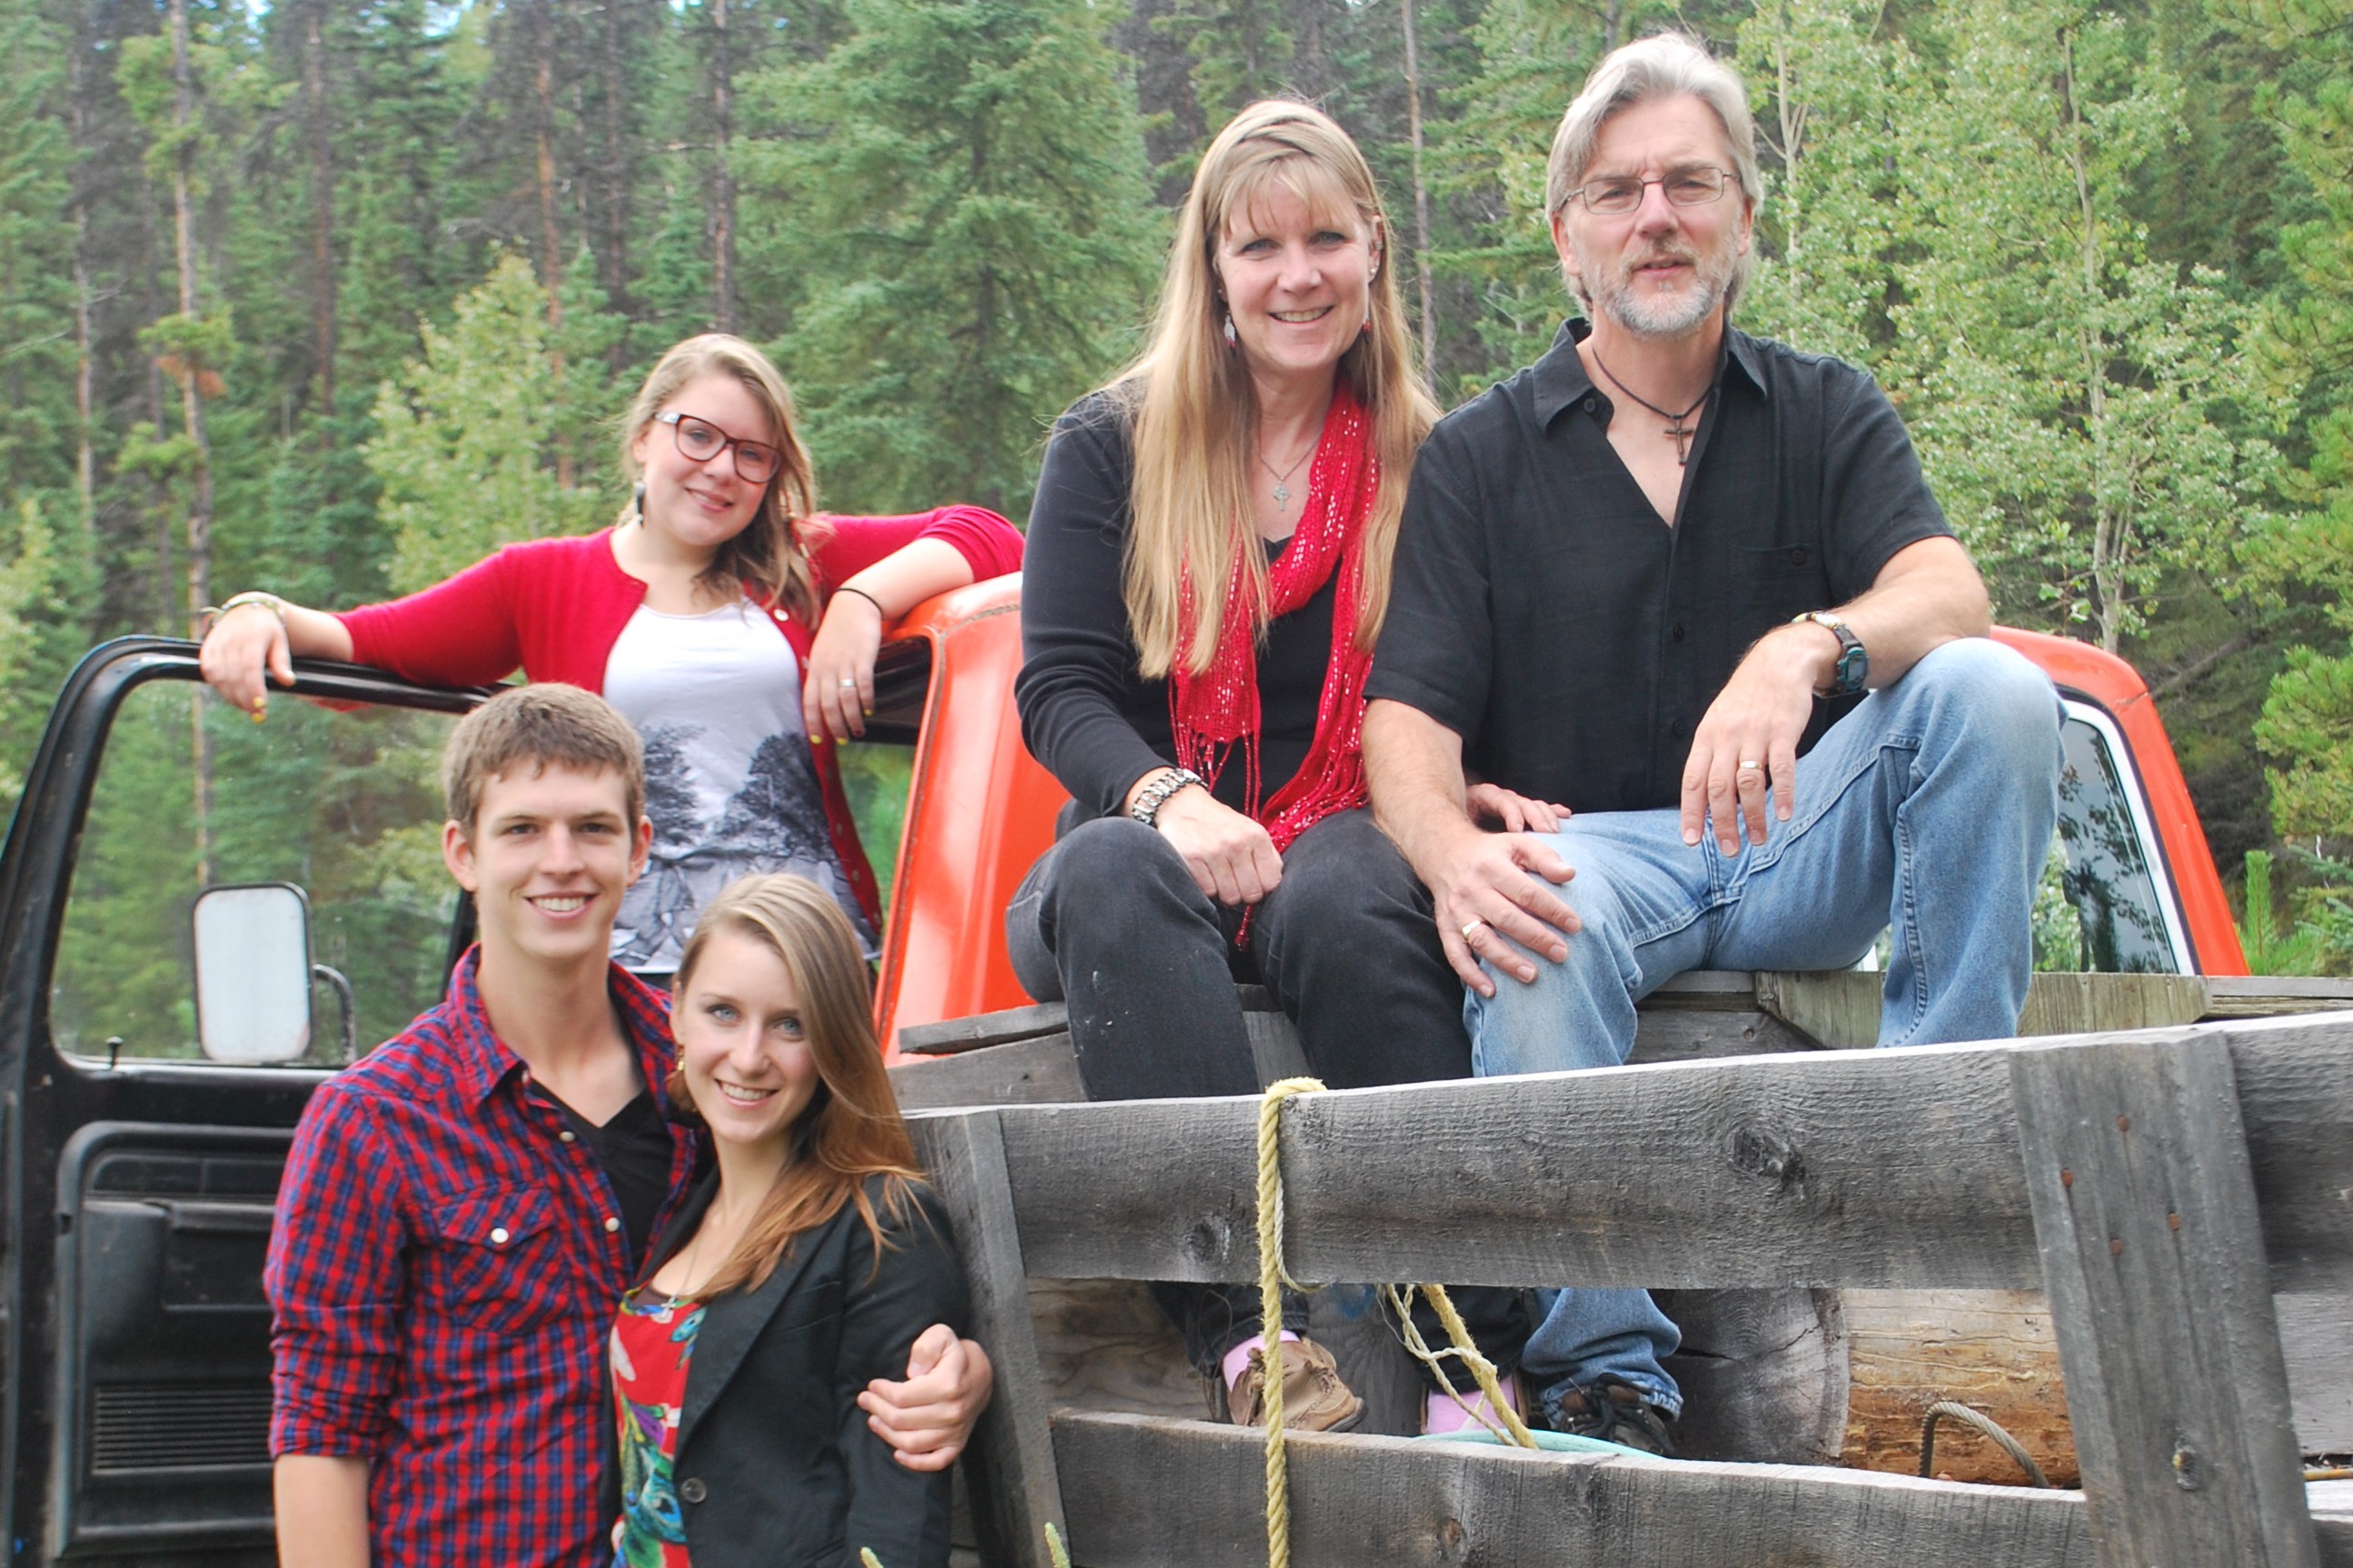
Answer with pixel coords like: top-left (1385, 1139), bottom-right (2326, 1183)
top-left (1544, 34), bottom-right (1762, 219)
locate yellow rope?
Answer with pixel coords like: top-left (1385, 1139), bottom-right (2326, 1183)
top-left (1379, 1282), bottom-right (1538, 1448)
top-left (1256, 1076), bottom-right (1325, 1568)
top-left (1046, 1522), bottom-right (1073, 1567)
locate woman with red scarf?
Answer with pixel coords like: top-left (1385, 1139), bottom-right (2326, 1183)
top-left (1010, 101), bottom-right (1538, 1434)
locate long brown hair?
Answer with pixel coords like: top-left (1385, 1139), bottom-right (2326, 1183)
top-left (1113, 100), bottom-right (1439, 678)
top-left (665, 875), bottom-right (923, 1295)
top-left (616, 334), bottom-right (831, 622)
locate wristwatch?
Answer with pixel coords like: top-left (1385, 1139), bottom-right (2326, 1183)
top-left (1792, 611), bottom-right (1868, 697)
top-left (1128, 768), bottom-right (1205, 828)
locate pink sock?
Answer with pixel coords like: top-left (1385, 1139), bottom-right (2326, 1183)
top-left (1425, 1372), bottom-right (1520, 1434)
top-left (1222, 1330), bottom-right (1302, 1390)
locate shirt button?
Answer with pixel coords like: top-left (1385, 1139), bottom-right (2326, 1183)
top-left (559, 1130), bottom-right (577, 1144)
top-left (604, 1216), bottom-right (621, 1234)
top-left (1582, 397), bottom-right (1597, 412)
top-left (1671, 717), bottom-right (1693, 739)
top-left (1671, 624), bottom-right (1685, 643)
top-left (490, 1227), bottom-right (510, 1245)
top-left (1790, 547), bottom-right (1810, 565)
top-left (679, 1478), bottom-right (708, 1504)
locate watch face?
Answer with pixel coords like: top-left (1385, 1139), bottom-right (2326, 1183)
top-left (1835, 645), bottom-right (1869, 694)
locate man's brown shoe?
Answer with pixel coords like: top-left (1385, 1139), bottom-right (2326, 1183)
top-left (1216, 1337), bottom-right (1365, 1433)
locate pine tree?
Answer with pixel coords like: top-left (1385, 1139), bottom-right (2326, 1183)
top-left (745, 0), bottom-right (1162, 517)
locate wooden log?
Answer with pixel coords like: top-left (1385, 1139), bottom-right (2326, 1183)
top-left (974, 1019), bottom-right (2353, 1293)
top-left (1656, 1287), bottom-right (1849, 1465)
top-left (899, 1001), bottom-right (1072, 1057)
top-left (1841, 1288), bottom-right (2080, 1485)
top-left (906, 1111), bottom-right (1066, 1568)
top-left (2011, 1032), bottom-right (2319, 1568)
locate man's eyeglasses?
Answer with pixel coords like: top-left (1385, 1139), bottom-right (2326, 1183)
top-left (654, 410), bottom-right (783, 484)
top-left (1565, 165), bottom-right (1732, 217)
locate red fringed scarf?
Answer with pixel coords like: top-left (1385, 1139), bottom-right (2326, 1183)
top-left (1169, 381), bottom-right (1377, 859)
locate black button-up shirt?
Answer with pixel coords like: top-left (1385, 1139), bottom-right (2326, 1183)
top-left (1369, 319), bottom-right (1951, 812)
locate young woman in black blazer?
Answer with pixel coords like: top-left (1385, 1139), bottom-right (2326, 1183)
top-left (611, 875), bottom-right (968, 1568)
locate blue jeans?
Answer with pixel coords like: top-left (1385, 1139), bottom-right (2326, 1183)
top-left (1470, 638), bottom-right (2062, 1424)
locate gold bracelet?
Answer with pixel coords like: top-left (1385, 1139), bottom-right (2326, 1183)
top-left (208, 590), bottom-right (287, 631)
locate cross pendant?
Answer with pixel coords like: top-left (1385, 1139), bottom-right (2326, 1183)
top-left (1666, 421), bottom-right (1694, 465)
top-left (1272, 482), bottom-right (1291, 506)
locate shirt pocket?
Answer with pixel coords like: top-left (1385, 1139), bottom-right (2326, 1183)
top-left (423, 1187), bottom-right (567, 1335)
top-left (1730, 542), bottom-right (1831, 641)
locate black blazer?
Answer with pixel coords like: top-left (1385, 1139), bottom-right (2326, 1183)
top-left (624, 1170), bottom-right (969, 1568)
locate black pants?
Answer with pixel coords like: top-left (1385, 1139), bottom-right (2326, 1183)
top-left (1006, 809), bottom-right (1527, 1380)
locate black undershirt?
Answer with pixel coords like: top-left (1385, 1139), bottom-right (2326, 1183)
top-left (533, 1084), bottom-right (673, 1272)
top-left (1017, 390), bottom-right (1339, 819)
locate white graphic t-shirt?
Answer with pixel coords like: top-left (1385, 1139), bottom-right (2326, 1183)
top-left (601, 600), bottom-right (878, 971)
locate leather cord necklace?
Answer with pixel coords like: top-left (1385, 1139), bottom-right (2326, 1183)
top-left (1589, 348), bottom-right (1711, 465)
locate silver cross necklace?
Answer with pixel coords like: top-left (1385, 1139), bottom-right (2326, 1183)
top-left (1256, 437), bottom-right (1315, 509)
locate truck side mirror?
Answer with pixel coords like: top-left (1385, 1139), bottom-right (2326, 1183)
top-left (193, 883), bottom-right (314, 1066)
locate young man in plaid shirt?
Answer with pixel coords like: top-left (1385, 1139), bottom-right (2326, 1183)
top-left (265, 685), bottom-right (991, 1568)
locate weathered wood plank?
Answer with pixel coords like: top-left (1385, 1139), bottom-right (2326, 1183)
top-left (890, 1035), bottom-right (1087, 1110)
top-left (970, 1019), bottom-right (2353, 1293)
top-left (899, 1001), bottom-right (1072, 1057)
top-left (1633, 1008), bottom-right (1822, 1063)
top-left (1052, 1411), bottom-right (2101, 1568)
top-left (1757, 969), bottom-right (2215, 1050)
top-left (2011, 1033), bottom-right (2319, 1568)
top-left (2283, 1293), bottom-right (2353, 1455)
top-left (2206, 977), bottom-right (2353, 1017)
top-left (1842, 1288), bottom-right (2080, 1485)
top-left (906, 1112), bottom-right (1065, 1568)
top-left (1052, 1412), bottom-right (2353, 1567)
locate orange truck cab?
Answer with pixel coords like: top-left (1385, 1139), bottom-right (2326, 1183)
top-left (872, 587), bottom-right (2248, 1056)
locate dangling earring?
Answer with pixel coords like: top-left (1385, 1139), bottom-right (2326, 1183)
top-left (632, 481), bottom-right (647, 524)
top-left (1223, 312), bottom-right (1238, 350)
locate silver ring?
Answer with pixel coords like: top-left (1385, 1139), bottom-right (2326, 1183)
top-left (839, 678), bottom-right (858, 689)
top-left (1459, 918), bottom-right (1487, 942)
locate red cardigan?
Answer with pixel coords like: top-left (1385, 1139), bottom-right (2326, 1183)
top-left (338, 508), bottom-right (1024, 927)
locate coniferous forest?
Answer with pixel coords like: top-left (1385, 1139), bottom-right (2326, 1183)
top-left (5, 0), bottom-right (2353, 978)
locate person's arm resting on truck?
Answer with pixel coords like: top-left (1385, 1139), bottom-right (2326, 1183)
top-left (265, 1083), bottom-right (405, 1568)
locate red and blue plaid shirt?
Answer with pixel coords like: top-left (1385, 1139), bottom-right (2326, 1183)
top-left (266, 949), bottom-right (698, 1568)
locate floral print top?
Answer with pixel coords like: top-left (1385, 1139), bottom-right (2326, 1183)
top-left (611, 1289), bottom-right (706, 1568)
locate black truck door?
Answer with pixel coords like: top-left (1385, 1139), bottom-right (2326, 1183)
top-left (0, 640), bottom-right (482, 1564)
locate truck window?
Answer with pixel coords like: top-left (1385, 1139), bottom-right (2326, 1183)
top-left (50, 678), bottom-right (462, 1064)
top-left (2039, 702), bottom-right (2192, 975)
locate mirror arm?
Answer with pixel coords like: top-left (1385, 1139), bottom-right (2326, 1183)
top-left (313, 964), bottom-right (357, 1065)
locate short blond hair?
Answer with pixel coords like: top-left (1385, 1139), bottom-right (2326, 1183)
top-left (442, 684), bottom-right (644, 838)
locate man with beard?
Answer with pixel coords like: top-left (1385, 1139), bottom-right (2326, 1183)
top-left (1360, 33), bottom-right (2062, 1453)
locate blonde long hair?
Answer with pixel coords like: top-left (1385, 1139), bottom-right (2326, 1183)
top-left (616, 334), bottom-right (829, 622)
top-left (1115, 101), bottom-right (1439, 679)
top-left (665, 875), bottom-right (924, 1295)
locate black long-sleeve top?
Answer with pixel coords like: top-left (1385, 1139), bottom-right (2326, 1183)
top-left (1016, 391), bottom-right (1337, 820)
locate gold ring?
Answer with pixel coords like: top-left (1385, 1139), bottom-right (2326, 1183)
top-left (1737, 759), bottom-right (1762, 771)
top-left (1459, 918), bottom-right (1487, 942)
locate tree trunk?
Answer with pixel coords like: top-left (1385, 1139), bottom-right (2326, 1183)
top-left (69, 10), bottom-right (94, 532)
top-left (711, 0), bottom-right (736, 333)
top-left (168, 0), bottom-right (214, 885)
top-left (601, 0), bottom-right (632, 334)
top-left (305, 3), bottom-right (336, 435)
top-left (2060, 31), bottom-right (2122, 655)
top-left (1399, 0), bottom-right (1437, 375)
top-left (532, 3), bottom-right (573, 488)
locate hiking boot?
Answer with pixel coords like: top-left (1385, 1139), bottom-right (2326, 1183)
top-left (1543, 1375), bottom-right (1680, 1457)
top-left (1216, 1337), bottom-right (1365, 1433)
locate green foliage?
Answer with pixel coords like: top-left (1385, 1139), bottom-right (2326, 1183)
top-left (364, 253), bottom-right (617, 592)
top-left (2236, 849), bottom-right (2323, 976)
top-left (745, 0), bottom-right (1163, 518)
top-left (1885, 0), bottom-right (2279, 649)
